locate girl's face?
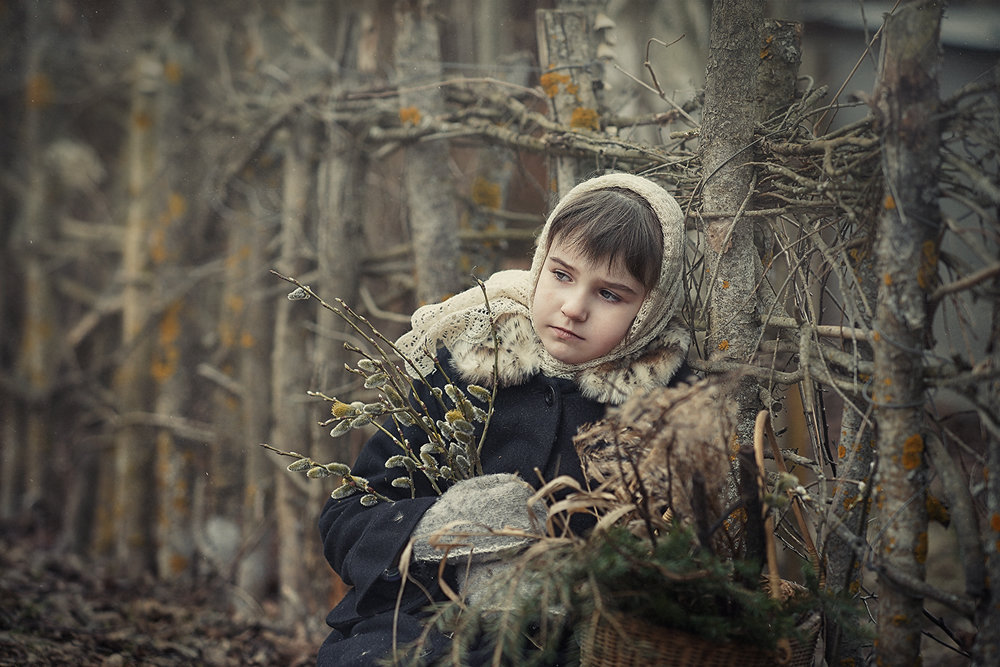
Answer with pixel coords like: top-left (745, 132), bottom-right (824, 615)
top-left (531, 236), bottom-right (646, 365)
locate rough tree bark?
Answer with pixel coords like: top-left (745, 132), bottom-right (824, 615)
top-left (700, 0), bottom-right (764, 449)
top-left (972, 52), bottom-right (1000, 667)
top-left (870, 2), bottom-right (944, 664)
top-left (271, 117), bottom-right (319, 625)
top-left (535, 5), bottom-right (606, 198)
top-left (109, 46), bottom-right (163, 574)
top-left (395, 0), bottom-right (462, 304)
top-left (151, 36), bottom-right (199, 580)
top-left (8, 2), bottom-right (62, 521)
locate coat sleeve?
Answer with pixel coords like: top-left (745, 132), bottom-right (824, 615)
top-left (318, 363), bottom-right (453, 619)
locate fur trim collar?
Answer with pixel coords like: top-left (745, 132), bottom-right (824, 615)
top-left (447, 310), bottom-right (690, 405)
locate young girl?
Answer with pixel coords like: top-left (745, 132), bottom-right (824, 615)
top-left (317, 173), bottom-right (691, 666)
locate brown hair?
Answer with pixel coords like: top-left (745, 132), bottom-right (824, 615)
top-left (545, 187), bottom-right (663, 291)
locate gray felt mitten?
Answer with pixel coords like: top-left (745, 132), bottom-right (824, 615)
top-left (410, 473), bottom-right (546, 607)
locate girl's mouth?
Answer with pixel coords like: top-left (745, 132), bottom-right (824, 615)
top-left (551, 326), bottom-right (581, 341)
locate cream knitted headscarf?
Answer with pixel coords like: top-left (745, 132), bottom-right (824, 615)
top-left (394, 173), bottom-right (690, 404)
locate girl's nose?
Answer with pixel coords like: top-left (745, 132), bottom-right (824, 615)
top-left (561, 292), bottom-right (587, 321)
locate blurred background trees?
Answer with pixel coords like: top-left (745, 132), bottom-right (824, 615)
top-left (1, 1), bottom-right (997, 664)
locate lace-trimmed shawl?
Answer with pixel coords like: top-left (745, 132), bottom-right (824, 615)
top-left (394, 173), bottom-right (690, 404)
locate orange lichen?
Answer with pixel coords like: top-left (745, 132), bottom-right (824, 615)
top-left (914, 530), bottom-right (928, 564)
top-left (399, 106), bottom-right (421, 126)
top-left (471, 177), bottom-right (501, 209)
top-left (838, 444), bottom-right (847, 459)
top-left (926, 494), bottom-right (950, 525)
top-left (917, 239), bottom-right (939, 290)
top-left (990, 513), bottom-right (1000, 532)
top-left (570, 106), bottom-right (600, 131)
top-left (717, 340), bottom-right (729, 351)
top-left (26, 73), bottom-right (53, 108)
top-left (722, 280), bottom-right (730, 289)
top-left (226, 293), bottom-right (245, 315)
top-left (884, 195), bottom-right (896, 210)
top-left (134, 110), bottom-right (153, 130)
top-left (164, 61), bottom-right (183, 85)
top-left (151, 301), bottom-right (182, 383)
top-left (902, 433), bottom-right (924, 471)
top-left (883, 273), bottom-right (892, 286)
top-left (760, 36), bottom-right (773, 59)
top-left (539, 70), bottom-right (571, 98)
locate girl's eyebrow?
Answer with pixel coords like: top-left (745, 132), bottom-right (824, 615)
top-left (549, 256), bottom-right (640, 296)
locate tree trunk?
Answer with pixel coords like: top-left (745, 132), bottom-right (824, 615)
top-left (972, 52), bottom-right (1000, 667)
top-left (700, 0), bottom-right (764, 470)
top-left (110, 47), bottom-right (163, 574)
top-left (870, 2), bottom-right (944, 664)
top-left (535, 6), bottom-right (606, 197)
top-left (271, 118), bottom-right (319, 625)
top-left (395, 0), bottom-right (462, 304)
top-left (9, 1), bottom-right (63, 524)
top-left (232, 200), bottom-right (277, 608)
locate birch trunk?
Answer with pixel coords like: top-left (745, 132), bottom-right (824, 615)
top-left (871, 3), bottom-right (944, 663)
top-left (271, 119), bottom-right (318, 624)
top-left (233, 201), bottom-right (277, 607)
top-left (9, 1), bottom-right (62, 522)
top-left (110, 47), bottom-right (163, 573)
top-left (395, 0), bottom-right (462, 304)
top-left (700, 0), bottom-right (764, 450)
top-left (535, 6), bottom-right (606, 198)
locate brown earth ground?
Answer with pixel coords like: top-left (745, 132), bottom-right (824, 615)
top-left (0, 531), bottom-right (319, 666)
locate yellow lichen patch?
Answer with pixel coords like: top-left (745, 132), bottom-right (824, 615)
top-left (471, 177), bottom-right (502, 209)
top-left (570, 106), bottom-right (600, 131)
top-left (917, 239), bottom-right (939, 290)
top-left (721, 280), bottom-right (730, 289)
top-left (168, 192), bottom-right (187, 220)
top-left (240, 331), bottom-right (255, 349)
top-left (399, 106), bottom-right (421, 126)
top-left (891, 614), bottom-right (908, 626)
top-left (760, 35), bottom-right (772, 60)
top-left (883, 273), bottom-right (892, 286)
top-left (150, 229), bottom-right (168, 265)
top-left (539, 70), bottom-right (571, 98)
top-left (926, 494), bottom-right (950, 525)
top-left (838, 444), bottom-right (847, 459)
top-left (914, 530), bottom-right (928, 564)
top-left (151, 301), bottom-right (182, 383)
top-left (26, 73), bottom-right (53, 108)
top-left (884, 195), bottom-right (896, 210)
top-left (168, 553), bottom-right (190, 575)
top-left (884, 378), bottom-right (892, 386)
top-left (902, 433), bottom-right (924, 471)
top-left (164, 60), bottom-right (183, 85)
top-left (872, 331), bottom-right (881, 342)
top-left (717, 340), bottom-right (729, 351)
top-left (226, 293), bottom-right (246, 315)
top-left (134, 110), bottom-right (153, 130)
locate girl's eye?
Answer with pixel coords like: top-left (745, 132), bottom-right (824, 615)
top-left (553, 269), bottom-right (571, 282)
top-left (600, 289), bottom-right (622, 303)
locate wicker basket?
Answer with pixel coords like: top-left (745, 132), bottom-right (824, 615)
top-left (579, 608), bottom-right (821, 667)
top-left (579, 411), bottom-right (824, 666)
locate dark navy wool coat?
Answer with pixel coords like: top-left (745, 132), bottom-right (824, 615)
top-left (316, 349), bottom-right (605, 666)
